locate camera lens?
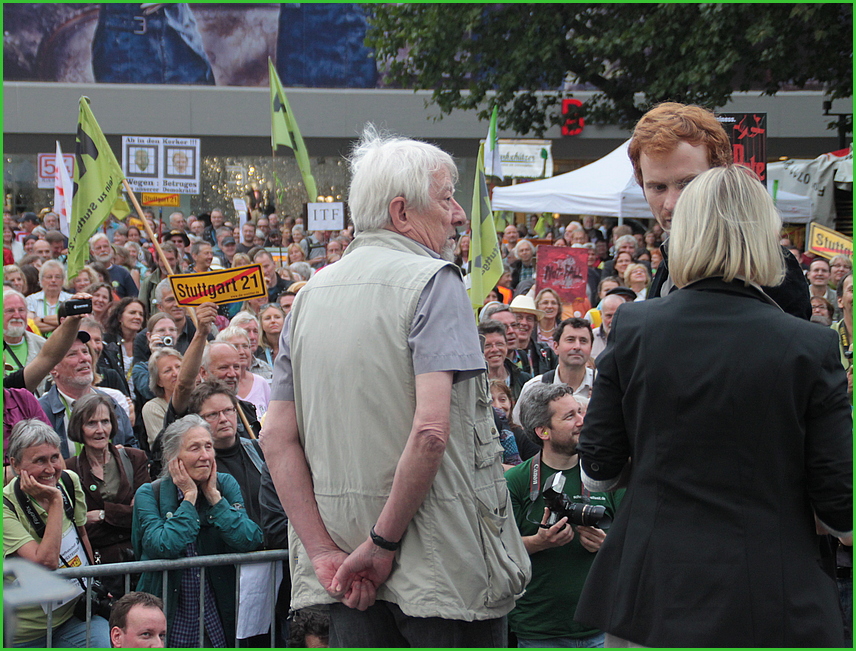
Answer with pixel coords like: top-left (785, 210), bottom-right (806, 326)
top-left (163, 336), bottom-right (174, 347)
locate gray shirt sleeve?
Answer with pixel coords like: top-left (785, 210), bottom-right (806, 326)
top-left (409, 266), bottom-right (486, 383)
top-left (269, 265), bottom-right (486, 402)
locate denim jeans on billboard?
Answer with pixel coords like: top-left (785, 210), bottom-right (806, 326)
top-left (276, 3), bottom-right (378, 88)
top-left (92, 4), bottom-right (214, 85)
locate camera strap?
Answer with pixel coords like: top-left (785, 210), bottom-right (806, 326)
top-left (528, 451), bottom-right (542, 503)
top-left (3, 341), bottom-right (26, 371)
top-left (10, 471), bottom-right (76, 539)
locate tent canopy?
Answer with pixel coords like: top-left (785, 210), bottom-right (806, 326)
top-left (491, 140), bottom-right (813, 223)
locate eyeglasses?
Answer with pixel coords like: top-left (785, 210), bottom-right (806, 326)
top-left (200, 407), bottom-right (237, 422)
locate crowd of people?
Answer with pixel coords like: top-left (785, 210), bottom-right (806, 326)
top-left (2, 101), bottom-right (852, 649)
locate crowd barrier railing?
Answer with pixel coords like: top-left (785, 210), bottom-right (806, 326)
top-left (51, 549), bottom-right (289, 648)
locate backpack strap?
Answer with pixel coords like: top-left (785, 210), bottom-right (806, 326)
top-left (541, 370), bottom-right (556, 384)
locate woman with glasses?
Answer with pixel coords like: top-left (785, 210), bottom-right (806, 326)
top-left (230, 310), bottom-right (273, 380)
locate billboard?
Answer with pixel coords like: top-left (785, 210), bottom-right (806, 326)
top-left (4, 4), bottom-right (379, 88)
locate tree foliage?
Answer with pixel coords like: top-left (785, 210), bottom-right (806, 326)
top-left (365, 4), bottom-right (852, 135)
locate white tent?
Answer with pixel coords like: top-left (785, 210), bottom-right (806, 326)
top-left (491, 140), bottom-right (813, 223)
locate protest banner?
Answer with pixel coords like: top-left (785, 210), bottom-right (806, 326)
top-left (68, 97), bottom-right (127, 278)
top-left (170, 264), bottom-right (267, 306)
top-left (468, 141), bottom-right (503, 309)
top-left (806, 222), bottom-right (852, 259)
top-left (536, 246), bottom-right (591, 317)
top-left (141, 193), bottom-right (181, 207)
top-left (269, 57), bottom-right (318, 202)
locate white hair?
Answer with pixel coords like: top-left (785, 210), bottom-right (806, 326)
top-left (38, 259), bottom-right (66, 284)
top-left (348, 124), bottom-right (458, 233)
top-left (89, 232), bottom-right (110, 247)
top-left (670, 165), bottom-right (785, 289)
top-left (229, 311), bottom-right (260, 331)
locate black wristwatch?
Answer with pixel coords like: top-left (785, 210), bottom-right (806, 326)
top-left (370, 525), bottom-right (401, 551)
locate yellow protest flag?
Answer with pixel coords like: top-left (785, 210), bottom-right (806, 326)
top-left (468, 143), bottom-right (504, 309)
top-left (68, 97), bottom-right (126, 278)
top-left (269, 58), bottom-right (318, 203)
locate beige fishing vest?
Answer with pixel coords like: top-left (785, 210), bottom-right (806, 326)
top-left (287, 229), bottom-right (530, 620)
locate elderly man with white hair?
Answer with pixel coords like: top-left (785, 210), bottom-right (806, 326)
top-left (89, 233), bottom-right (138, 298)
top-left (264, 126), bottom-right (529, 646)
top-left (4, 288), bottom-right (47, 390)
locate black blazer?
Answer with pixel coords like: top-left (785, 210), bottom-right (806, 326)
top-left (649, 241), bottom-right (812, 320)
top-left (575, 277), bottom-right (851, 647)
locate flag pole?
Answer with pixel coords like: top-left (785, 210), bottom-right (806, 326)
top-left (236, 402), bottom-right (257, 440)
top-left (122, 179), bottom-right (198, 328)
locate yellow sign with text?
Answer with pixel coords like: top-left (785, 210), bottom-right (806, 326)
top-left (806, 222), bottom-right (852, 259)
top-left (142, 193), bottom-right (181, 207)
top-left (170, 264), bottom-right (267, 306)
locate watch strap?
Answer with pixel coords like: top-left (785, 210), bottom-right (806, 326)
top-left (370, 525), bottom-right (400, 551)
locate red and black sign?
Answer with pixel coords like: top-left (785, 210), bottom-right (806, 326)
top-left (717, 113), bottom-right (767, 185)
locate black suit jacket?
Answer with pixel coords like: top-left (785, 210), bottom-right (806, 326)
top-left (649, 241), bottom-right (811, 319)
top-left (575, 277), bottom-right (851, 647)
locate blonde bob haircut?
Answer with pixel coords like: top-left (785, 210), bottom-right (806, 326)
top-left (669, 165), bottom-right (784, 289)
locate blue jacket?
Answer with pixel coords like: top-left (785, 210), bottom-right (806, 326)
top-left (132, 473), bottom-right (263, 642)
top-left (38, 385), bottom-right (137, 458)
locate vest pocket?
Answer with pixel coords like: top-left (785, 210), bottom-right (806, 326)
top-left (474, 378), bottom-right (503, 468)
top-left (475, 495), bottom-right (529, 607)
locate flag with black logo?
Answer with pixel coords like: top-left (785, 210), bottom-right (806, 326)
top-left (269, 58), bottom-right (318, 203)
top-left (68, 97), bottom-right (126, 278)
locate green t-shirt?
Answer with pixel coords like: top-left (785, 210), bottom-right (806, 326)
top-left (505, 457), bottom-right (623, 641)
top-left (3, 471), bottom-right (88, 643)
top-left (4, 337), bottom-right (28, 374)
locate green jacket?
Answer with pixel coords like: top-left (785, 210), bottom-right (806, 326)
top-left (132, 473), bottom-right (263, 642)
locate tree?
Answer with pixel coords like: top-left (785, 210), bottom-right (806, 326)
top-left (365, 4), bottom-right (853, 135)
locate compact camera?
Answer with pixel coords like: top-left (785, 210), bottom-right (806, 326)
top-left (57, 299), bottom-right (93, 319)
top-left (162, 336), bottom-right (174, 347)
top-left (542, 472), bottom-right (612, 529)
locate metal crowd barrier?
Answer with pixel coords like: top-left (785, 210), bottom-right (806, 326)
top-left (53, 549), bottom-right (289, 648)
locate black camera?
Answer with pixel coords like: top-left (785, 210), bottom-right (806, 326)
top-left (542, 472), bottom-right (612, 529)
top-left (73, 579), bottom-right (116, 621)
top-left (57, 299), bottom-right (93, 319)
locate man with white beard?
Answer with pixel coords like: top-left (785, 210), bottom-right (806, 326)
top-left (3, 289), bottom-right (47, 394)
top-left (89, 233), bottom-right (138, 298)
top-left (38, 332), bottom-right (137, 458)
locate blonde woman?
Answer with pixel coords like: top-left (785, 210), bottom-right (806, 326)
top-left (623, 263), bottom-right (651, 301)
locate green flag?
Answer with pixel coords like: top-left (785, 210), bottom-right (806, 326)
top-left (68, 97), bottom-right (126, 278)
top-left (533, 212), bottom-right (552, 238)
top-left (269, 58), bottom-right (318, 202)
top-left (468, 143), bottom-right (503, 309)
